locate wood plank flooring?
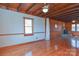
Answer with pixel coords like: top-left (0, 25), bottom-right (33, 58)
top-left (0, 37), bottom-right (79, 56)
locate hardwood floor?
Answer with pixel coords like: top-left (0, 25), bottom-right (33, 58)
top-left (0, 37), bottom-right (79, 56)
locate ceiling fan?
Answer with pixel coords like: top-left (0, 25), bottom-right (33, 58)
top-left (42, 3), bottom-right (49, 13)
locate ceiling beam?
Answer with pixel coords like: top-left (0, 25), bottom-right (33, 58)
top-left (54, 13), bottom-right (79, 22)
top-left (38, 12), bottom-right (43, 16)
top-left (57, 10), bottom-right (79, 17)
top-left (56, 13), bottom-right (79, 19)
top-left (37, 11), bottom-right (42, 16)
top-left (5, 3), bottom-right (9, 9)
top-left (54, 7), bottom-right (79, 17)
top-left (32, 4), bottom-right (44, 15)
top-left (48, 4), bottom-right (79, 17)
top-left (49, 7), bottom-right (79, 19)
top-left (34, 10), bottom-right (42, 16)
top-left (25, 3), bottom-right (36, 13)
top-left (17, 3), bottom-right (22, 12)
top-left (0, 3), bottom-right (9, 9)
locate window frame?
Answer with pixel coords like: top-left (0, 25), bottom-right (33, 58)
top-left (76, 24), bottom-right (79, 31)
top-left (24, 17), bottom-right (33, 36)
top-left (72, 23), bottom-right (76, 32)
top-left (71, 23), bottom-right (79, 32)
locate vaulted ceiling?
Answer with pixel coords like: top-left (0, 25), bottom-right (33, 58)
top-left (0, 3), bottom-right (79, 22)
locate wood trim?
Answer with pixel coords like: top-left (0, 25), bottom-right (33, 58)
top-left (24, 34), bottom-right (33, 36)
top-left (34, 32), bottom-right (45, 33)
top-left (23, 17), bottom-right (33, 20)
top-left (0, 33), bottom-right (24, 36)
top-left (24, 32), bottom-right (45, 36)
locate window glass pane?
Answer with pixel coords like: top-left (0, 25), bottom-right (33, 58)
top-left (25, 27), bottom-right (32, 34)
top-left (77, 24), bottom-right (79, 31)
top-left (72, 24), bottom-right (76, 31)
top-left (25, 19), bottom-right (32, 26)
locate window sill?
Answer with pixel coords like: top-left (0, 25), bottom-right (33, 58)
top-left (72, 31), bottom-right (79, 32)
top-left (24, 34), bottom-right (33, 36)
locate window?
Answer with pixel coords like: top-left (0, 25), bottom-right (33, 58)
top-left (77, 24), bottom-right (79, 31)
top-left (24, 17), bottom-right (33, 36)
top-left (72, 24), bottom-right (76, 31)
top-left (72, 24), bottom-right (79, 32)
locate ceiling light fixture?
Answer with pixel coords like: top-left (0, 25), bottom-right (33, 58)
top-left (42, 3), bottom-right (49, 13)
top-left (72, 20), bottom-right (75, 23)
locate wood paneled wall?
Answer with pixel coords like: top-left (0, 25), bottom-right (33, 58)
top-left (65, 22), bottom-right (71, 32)
top-left (50, 19), bottom-right (64, 40)
top-left (50, 18), bottom-right (79, 39)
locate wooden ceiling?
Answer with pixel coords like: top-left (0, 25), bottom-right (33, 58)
top-left (0, 3), bottom-right (79, 22)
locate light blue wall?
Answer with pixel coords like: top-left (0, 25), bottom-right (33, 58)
top-left (0, 8), bottom-right (45, 47)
